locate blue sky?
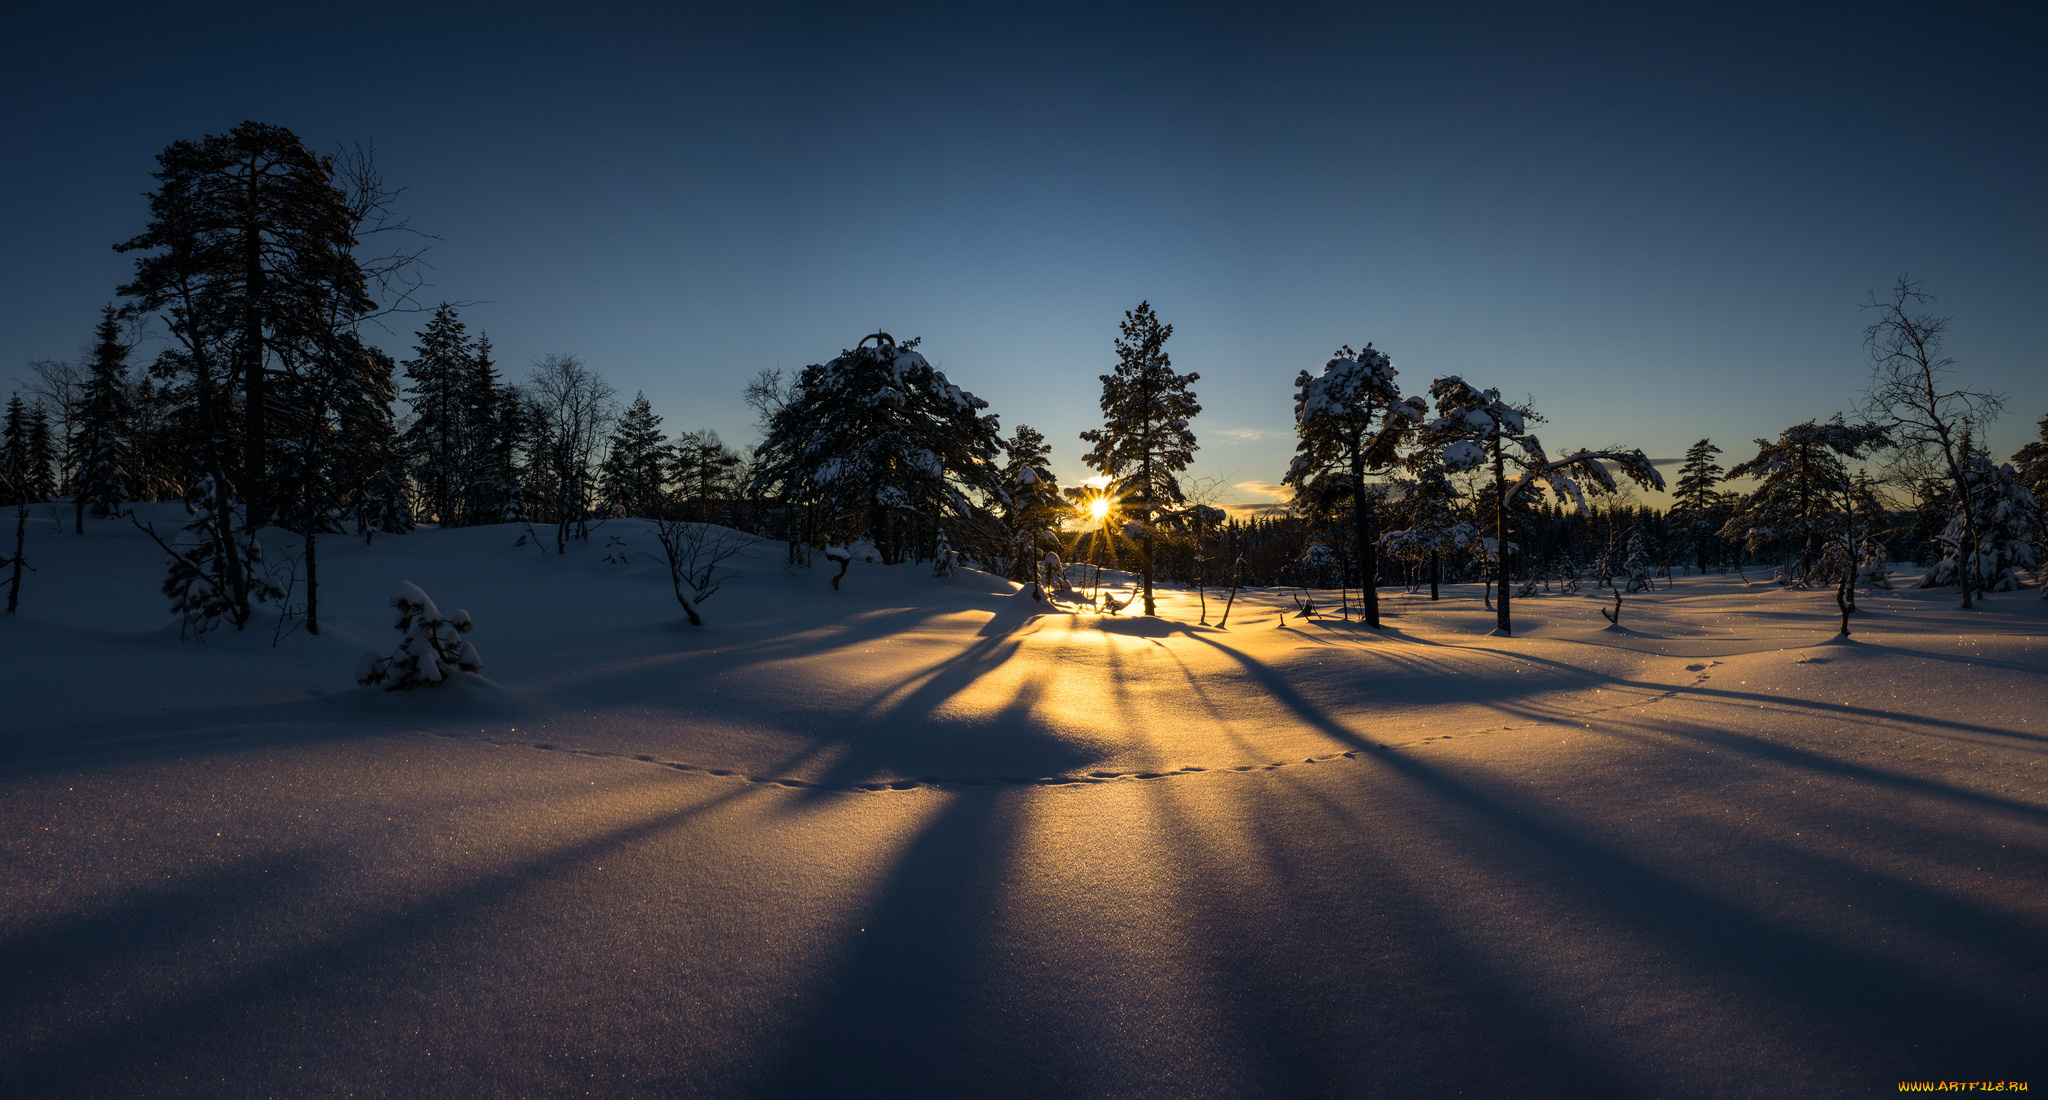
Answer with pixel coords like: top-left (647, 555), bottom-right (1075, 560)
top-left (4, 2), bottom-right (2042, 510)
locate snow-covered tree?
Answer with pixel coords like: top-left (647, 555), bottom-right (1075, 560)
top-left (1382, 460), bottom-right (1468, 600)
top-left (1921, 435), bottom-right (2042, 595)
top-left (1422, 376), bottom-right (1664, 634)
top-left (1080, 302), bottom-right (1200, 616)
top-left (995, 423), bottom-right (1065, 581)
top-left (755, 333), bottom-right (1003, 566)
top-left (2011, 413), bottom-right (2048, 502)
top-left (355, 581), bottom-right (481, 689)
top-left (1720, 417), bottom-right (1890, 587)
top-left (1283, 344), bottom-right (1425, 628)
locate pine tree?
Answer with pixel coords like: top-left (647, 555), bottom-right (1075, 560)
top-left (2012, 413), bottom-right (2048, 501)
top-left (117, 121), bottom-right (378, 529)
top-left (671, 429), bottom-right (742, 522)
top-left (1423, 376), bottom-right (1663, 634)
top-left (1283, 343), bottom-right (1424, 627)
top-left (1720, 417), bottom-right (1889, 586)
top-left (73, 306), bottom-right (136, 530)
top-left (1080, 302), bottom-right (1200, 616)
top-left (600, 392), bottom-right (670, 518)
top-left (1670, 438), bottom-right (1726, 575)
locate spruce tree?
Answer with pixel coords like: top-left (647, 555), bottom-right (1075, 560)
top-left (2, 396), bottom-right (38, 612)
top-left (73, 306), bottom-right (136, 530)
top-left (601, 392), bottom-right (671, 517)
top-left (399, 303), bottom-right (476, 524)
top-left (1080, 302), bottom-right (1200, 616)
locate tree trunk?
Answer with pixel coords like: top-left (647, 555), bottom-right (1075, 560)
top-left (6, 493), bottom-right (25, 613)
top-left (1494, 440), bottom-right (1511, 635)
top-left (1353, 453), bottom-right (1380, 628)
top-left (1429, 550), bottom-right (1440, 600)
top-left (242, 210), bottom-right (269, 528)
top-left (305, 527), bottom-right (319, 635)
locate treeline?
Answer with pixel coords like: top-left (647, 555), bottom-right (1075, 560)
top-left (2, 124), bottom-right (2043, 635)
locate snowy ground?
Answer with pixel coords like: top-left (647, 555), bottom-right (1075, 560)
top-left (2, 505), bottom-right (2045, 1098)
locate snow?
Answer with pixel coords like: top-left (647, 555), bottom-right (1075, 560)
top-left (2, 502), bottom-right (2044, 1096)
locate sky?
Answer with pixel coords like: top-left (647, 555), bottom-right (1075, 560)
top-left (3, 2), bottom-right (2043, 512)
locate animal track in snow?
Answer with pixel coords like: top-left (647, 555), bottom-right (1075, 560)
top-left (425, 661), bottom-right (1724, 794)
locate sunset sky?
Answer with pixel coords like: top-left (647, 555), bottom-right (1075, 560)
top-left (4, 3), bottom-right (2041, 510)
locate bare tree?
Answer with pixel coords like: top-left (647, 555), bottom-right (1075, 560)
top-left (647, 510), bottom-right (757, 625)
top-left (526, 353), bottom-right (616, 552)
top-left (19, 358), bottom-right (85, 505)
top-left (1859, 278), bottom-right (2004, 607)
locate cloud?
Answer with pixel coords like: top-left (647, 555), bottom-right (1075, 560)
top-left (1234, 480), bottom-right (1291, 501)
top-left (1213, 427), bottom-right (1272, 443)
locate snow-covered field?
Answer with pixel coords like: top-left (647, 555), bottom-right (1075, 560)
top-left (3, 506), bottom-right (2044, 1098)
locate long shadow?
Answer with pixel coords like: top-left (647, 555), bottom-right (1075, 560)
top-left (0, 779), bottom-right (762, 1097)
top-left (747, 790), bottom-right (1063, 1098)
top-left (1137, 773), bottom-right (1644, 1098)
top-left (1359, 745), bottom-right (2048, 1080)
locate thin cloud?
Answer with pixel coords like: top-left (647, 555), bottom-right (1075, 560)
top-left (1234, 480), bottom-right (1291, 501)
top-left (1213, 427), bottom-right (1273, 443)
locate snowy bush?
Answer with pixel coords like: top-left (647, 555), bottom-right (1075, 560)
top-left (355, 581), bottom-right (481, 690)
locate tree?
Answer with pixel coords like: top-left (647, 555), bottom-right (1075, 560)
top-left (670, 429), bottom-right (742, 522)
top-left (20, 358), bottom-right (85, 503)
top-left (2009, 413), bottom-right (2048, 503)
top-left (1, 396), bottom-right (43, 612)
top-left (1920, 431), bottom-right (2041, 595)
top-left (73, 306), bottom-right (136, 530)
top-left (399, 303), bottom-right (478, 524)
top-left (117, 122), bottom-right (379, 529)
top-left (1720, 417), bottom-right (1890, 587)
top-left (996, 424), bottom-right (1066, 582)
top-left (755, 333), bottom-right (1003, 566)
top-left (600, 392), bottom-right (671, 518)
top-left (526, 353), bottom-right (616, 552)
top-left (1283, 343), bottom-right (1424, 628)
top-left (355, 581), bottom-right (481, 690)
top-left (1669, 438), bottom-right (1726, 576)
top-left (1859, 278), bottom-right (2005, 607)
top-left (1423, 376), bottom-right (1664, 635)
top-left (1382, 460), bottom-right (1469, 600)
top-left (1080, 302), bottom-right (1200, 616)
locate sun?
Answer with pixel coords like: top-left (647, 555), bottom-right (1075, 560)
top-left (1088, 496), bottom-right (1111, 522)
